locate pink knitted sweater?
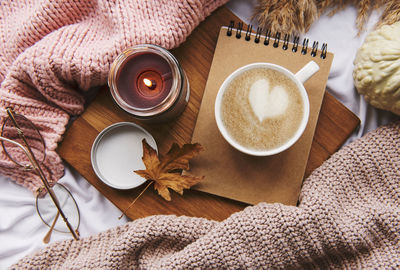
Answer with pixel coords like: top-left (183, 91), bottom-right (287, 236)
top-left (10, 122), bottom-right (400, 268)
top-left (0, 0), bottom-right (227, 193)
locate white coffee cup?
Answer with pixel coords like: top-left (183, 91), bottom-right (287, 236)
top-left (215, 61), bottom-right (319, 156)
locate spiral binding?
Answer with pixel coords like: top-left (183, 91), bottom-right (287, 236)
top-left (227, 21), bottom-right (328, 59)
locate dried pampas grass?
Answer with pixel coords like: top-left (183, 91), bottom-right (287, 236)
top-left (252, 0), bottom-right (318, 34)
top-left (252, 0), bottom-right (400, 35)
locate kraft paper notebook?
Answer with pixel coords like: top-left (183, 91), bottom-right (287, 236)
top-left (190, 23), bottom-right (334, 205)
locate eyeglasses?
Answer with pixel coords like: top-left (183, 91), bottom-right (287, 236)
top-left (0, 107), bottom-right (80, 241)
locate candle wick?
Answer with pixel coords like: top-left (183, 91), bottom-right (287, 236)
top-left (148, 80), bottom-right (156, 90)
top-left (143, 78), bottom-right (157, 90)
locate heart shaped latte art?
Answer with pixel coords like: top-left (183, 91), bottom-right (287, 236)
top-left (248, 79), bottom-right (289, 122)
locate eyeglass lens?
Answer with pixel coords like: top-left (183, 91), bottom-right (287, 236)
top-left (36, 183), bottom-right (80, 233)
top-left (1, 114), bottom-right (45, 168)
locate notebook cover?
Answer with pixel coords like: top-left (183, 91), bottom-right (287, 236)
top-left (190, 27), bottom-right (334, 205)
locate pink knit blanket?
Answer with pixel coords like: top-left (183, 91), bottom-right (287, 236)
top-left (10, 122), bottom-right (400, 268)
top-left (0, 0), bottom-right (227, 193)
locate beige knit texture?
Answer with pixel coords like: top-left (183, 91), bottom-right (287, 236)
top-left (10, 122), bottom-right (400, 269)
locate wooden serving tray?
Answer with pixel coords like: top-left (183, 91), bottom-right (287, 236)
top-left (57, 6), bottom-right (360, 221)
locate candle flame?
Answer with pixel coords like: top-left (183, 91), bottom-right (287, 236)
top-left (143, 78), bottom-right (153, 88)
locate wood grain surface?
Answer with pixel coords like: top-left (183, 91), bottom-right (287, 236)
top-left (57, 6), bottom-right (360, 221)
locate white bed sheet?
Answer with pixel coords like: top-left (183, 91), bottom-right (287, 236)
top-left (1, 1), bottom-right (399, 268)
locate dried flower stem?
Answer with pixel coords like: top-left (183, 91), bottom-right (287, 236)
top-left (118, 180), bottom-right (154, 219)
top-left (253, 0), bottom-right (400, 35)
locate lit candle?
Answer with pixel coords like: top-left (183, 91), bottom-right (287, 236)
top-left (143, 78), bottom-right (156, 90)
top-left (108, 44), bottom-right (189, 122)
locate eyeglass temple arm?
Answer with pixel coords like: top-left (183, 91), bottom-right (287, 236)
top-left (0, 135), bottom-right (79, 240)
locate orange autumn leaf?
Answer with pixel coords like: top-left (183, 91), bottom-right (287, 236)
top-left (134, 139), bottom-right (204, 201)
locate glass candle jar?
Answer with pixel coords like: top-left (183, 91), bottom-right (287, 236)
top-left (108, 44), bottom-right (190, 122)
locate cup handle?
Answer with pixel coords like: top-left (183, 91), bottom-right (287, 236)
top-left (294, 61), bottom-right (320, 84)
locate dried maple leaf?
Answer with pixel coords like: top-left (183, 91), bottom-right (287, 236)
top-left (134, 139), bottom-right (204, 201)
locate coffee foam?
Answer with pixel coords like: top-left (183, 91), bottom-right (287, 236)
top-left (221, 68), bottom-right (304, 151)
top-left (248, 79), bottom-right (289, 121)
